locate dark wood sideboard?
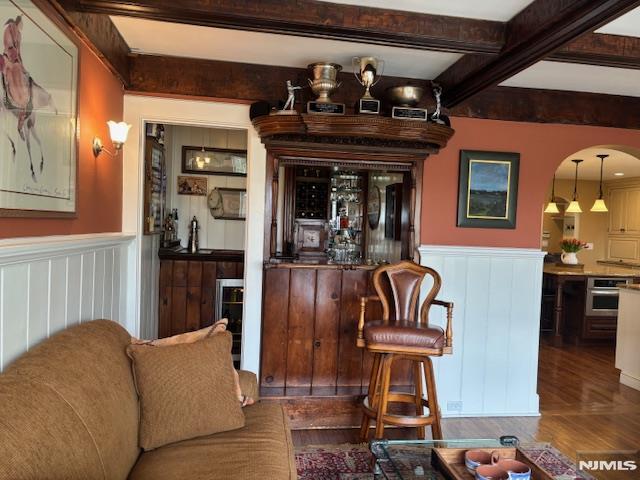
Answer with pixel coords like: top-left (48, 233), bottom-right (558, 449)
top-left (158, 249), bottom-right (244, 338)
top-left (261, 263), bottom-right (415, 397)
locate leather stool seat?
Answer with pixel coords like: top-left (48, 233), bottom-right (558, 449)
top-left (364, 320), bottom-right (445, 349)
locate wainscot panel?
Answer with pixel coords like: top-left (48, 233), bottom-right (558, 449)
top-left (418, 245), bottom-right (545, 417)
top-left (0, 233), bottom-right (135, 370)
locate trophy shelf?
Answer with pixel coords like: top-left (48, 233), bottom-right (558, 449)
top-left (251, 113), bottom-right (454, 153)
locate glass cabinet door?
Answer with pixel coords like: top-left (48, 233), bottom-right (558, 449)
top-left (216, 279), bottom-right (243, 368)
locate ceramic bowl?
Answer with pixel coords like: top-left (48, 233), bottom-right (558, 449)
top-left (495, 459), bottom-right (531, 480)
top-left (465, 450), bottom-right (494, 474)
top-left (476, 464), bottom-right (509, 480)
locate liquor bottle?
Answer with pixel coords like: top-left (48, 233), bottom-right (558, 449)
top-left (172, 208), bottom-right (179, 241)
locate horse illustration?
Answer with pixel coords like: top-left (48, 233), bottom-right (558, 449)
top-left (0, 16), bottom-right (58, 182)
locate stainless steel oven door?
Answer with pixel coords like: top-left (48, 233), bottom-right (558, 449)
top-left (585, 288), bottom-right (621, 317)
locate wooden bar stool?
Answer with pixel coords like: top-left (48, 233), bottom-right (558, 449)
top-left (357, 260), bottom-right (453, 441)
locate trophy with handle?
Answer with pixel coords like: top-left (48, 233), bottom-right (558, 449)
top-left (353, 56), bottom-right (384, 114)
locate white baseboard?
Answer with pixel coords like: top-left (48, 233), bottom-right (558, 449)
top-left (620, 372), bottom-right (640, 391)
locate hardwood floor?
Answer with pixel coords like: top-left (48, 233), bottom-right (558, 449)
top-left (292, 336), bottom-right (640, 461)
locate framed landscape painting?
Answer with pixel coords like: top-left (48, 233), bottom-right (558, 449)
top-left (0, 0), bottom-right (78, 217)
top-left (457, 150), bottom-right (519, 229)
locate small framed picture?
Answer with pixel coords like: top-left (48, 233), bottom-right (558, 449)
top-left (293, 219), bottom-right (327, 256)
top-left (182, 146), bottom-right (247, 176)
top-left (207, 188), bottom-right (246, 220)
top-left (457, 150), bottom-right (519, 229)
top-left (177, 176), bottom-right (207, 196)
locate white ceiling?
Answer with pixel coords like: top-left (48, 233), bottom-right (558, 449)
top-left (112, 17), bottom-right (461, 79)
top-left (596, 6), bottom-right (640, 37)
top-left (316, 0), bottom-right (534, 21)
top-left (555, 147), bottom-right (640, 181)
top-left (500, 61), bottom-right (640, 97)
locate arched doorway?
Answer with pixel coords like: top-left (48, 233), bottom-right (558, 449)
top-left (541, 145), bottom-right (640, 265)
top-left (537, 145), bottom-right (640, 442)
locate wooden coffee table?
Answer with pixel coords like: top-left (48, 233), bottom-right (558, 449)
top-left (369, 438), bottom-right (590, 480)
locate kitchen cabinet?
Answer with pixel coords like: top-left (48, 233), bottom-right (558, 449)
top-left (608, 187), bottom-right (640, 235)
top-left (608, 237), bottom-right (638, 261)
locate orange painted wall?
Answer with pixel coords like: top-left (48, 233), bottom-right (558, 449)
top-left (0, 42), bottom-right (124, 239)
top-left (422, 117), bottom-right (640, 248)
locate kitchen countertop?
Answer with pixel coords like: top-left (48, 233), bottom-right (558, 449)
top-left (543, 263), bottom-right (640, 277)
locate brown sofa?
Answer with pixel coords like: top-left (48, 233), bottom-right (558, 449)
top-left (0, 320), bottom-right (297, 480)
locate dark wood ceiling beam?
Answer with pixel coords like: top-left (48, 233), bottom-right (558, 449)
top-left (439, 0), bottom-right (640, 108)
top-left (128, 54), bottom-right (640, 129)
top-left (450, 86), bottom-right (640, 129)
top-left (50, 1), bottom-right (130, 85)
top-left (58, 1), bottom-right (640, 73)
top-left (58, 0), bottom-right (506, 54)
top-left (551, 33), bottom-right (640, 69)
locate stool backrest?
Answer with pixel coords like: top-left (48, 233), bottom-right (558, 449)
top-left (372, 260), bottom-right (442, 323)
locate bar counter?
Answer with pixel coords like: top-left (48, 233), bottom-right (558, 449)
top-left (158, 247), bottom-right (244, 262)
top-left (543, 263), bottom-right (640, 277)
top-left (264, 258), bottom-right (377, 271)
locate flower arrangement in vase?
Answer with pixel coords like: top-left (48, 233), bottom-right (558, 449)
top-left (559, 238), bottom-right (587, 265)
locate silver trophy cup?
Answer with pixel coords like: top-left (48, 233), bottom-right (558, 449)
top-left (307, 62), bottom-right (345, 114)
top-left (353, 57), bottom-right (384, 114)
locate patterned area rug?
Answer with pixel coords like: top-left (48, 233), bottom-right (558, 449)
top-left (295, 443), bottom-right (592, 480)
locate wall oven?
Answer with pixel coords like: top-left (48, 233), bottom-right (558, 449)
top-left (585, 277), bottom-right (632, 317)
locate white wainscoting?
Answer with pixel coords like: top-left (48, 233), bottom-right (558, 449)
top-left (418, 245), bottom-right (546, 417)
top-left (0, 233), bottom-right (135, 371)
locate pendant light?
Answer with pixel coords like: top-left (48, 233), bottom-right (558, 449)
top-left (565, 159), bottom-right (583, 213)
top-left (591, 154), bottom-right (609, 212)
top-left (544, 174), bottom-right (560, 214)
top-left (191, 130), bottom-right (212, 169)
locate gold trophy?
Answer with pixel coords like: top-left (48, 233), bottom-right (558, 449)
top-left (353, 56), bottom-right (384, 114)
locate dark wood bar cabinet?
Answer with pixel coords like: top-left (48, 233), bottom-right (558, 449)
top-left (252, 113), bottom-right (455, 412)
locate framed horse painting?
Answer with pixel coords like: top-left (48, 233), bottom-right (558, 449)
top-left (0, 0), bottom-right (78, 217)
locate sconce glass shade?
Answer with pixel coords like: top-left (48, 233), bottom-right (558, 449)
top-left (544, 202), bottom-right (560, 214)
top-left (566, 200), bottom-right (582, 213)
top-left (107, 121), bottom-right (131, 146)
top-left (591, 198), bottom-right (608, 212)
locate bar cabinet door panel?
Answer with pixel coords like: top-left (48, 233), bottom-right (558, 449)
top-left (261, 269), bottom-right (290, 388)
top-left (200, 263), bottom-right (217, 328)
top-left (286, 269), bottom-right (317, 388)
top-left (170, 286), bottom-right (187, 336)
top-left (158, 260), bottom-right (173, 338)
top-left (312, 269), bottom-right (342, 390)
top-left (337, 269), bottom-right (369, 390)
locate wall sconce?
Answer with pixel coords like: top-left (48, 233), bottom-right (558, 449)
top-left (93, 121), bottom-right (131, 158)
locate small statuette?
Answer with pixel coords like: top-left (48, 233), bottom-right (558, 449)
top-left (307, 62), bottom-right (345, 115)
top-left (273, 80), bottom-right (302, 115)
top-left (353, 56), bottom-right (384, 114)
top-left (430, 82), bottom-right (445, 124)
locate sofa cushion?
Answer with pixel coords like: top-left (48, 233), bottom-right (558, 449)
top-left (5, 320), bottom-right (139, 480)
top-left (127, 331), bottom-right (245, 450)
top-left (129, 402), bottom-right (296, 480)
top-left (0, 374), bottom-right (105, 480)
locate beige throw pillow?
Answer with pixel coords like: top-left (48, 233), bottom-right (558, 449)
top-left (127, 332), bottom-right (244, 450)
top-left (130, 318), bottom-right (255, 407)
top-left (130, 319), bottom-right (228, 346)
